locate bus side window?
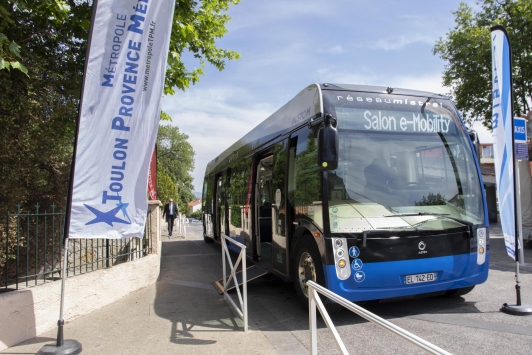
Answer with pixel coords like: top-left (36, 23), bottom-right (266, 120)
top-left (202, 180), bottom-right (208, 210)
top-left (287, 137), bottom-right (297, 208)
top-left (289, 129), bottom-right (323, 228)
top-left (206, 177), bottom-right (214, 214)
top-left (228, 160), bottom-right (249, 237)
top-left (226, 168), bottom-right (234, 236)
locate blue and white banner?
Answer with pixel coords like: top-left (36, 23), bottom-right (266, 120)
top-left (491, 26), bottom-right (517, 259)
top-left (69, 0), bottom-right (175, 239)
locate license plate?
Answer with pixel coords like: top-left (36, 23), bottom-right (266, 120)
top-left (405, 272), bottom-right (437, 284)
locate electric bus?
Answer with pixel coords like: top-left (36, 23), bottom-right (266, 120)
top-left (201, 83), bottom-right (489, 309)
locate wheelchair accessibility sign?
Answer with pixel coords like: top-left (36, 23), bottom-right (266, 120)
top-left (351, 258), bottom-right (363, 270)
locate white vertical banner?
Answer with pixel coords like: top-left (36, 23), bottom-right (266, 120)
top-left (69, 0), bottom-right (175, 239)
top-left (491, 26), bottom-right (517, 259)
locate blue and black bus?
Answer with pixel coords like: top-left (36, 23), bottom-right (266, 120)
top-left (201, 83), bottom-right (488, 310)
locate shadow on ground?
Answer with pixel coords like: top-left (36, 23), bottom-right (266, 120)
top-left (154, 237), bottom-right (248, 346)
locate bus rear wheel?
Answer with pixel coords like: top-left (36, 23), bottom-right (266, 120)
top-left (444, 286), bottom-right (475, 298)
top-left (293, 237), bottom-right (342, 314)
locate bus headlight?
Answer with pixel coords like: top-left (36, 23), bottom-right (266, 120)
top-left (337, 249), bottom-right (344, 257)
top-left (338, 259), bottom-right (346, 268)
top-left (335, 239), bottom-right (343, 248)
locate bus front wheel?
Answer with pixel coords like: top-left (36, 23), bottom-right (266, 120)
top-left (203, 232), bottom-right (214, 243)
top-left (293, 237), bottom-right (342, 313)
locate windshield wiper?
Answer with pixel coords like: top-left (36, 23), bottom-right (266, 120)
top-left (384, 212), bottom-right (473, 238)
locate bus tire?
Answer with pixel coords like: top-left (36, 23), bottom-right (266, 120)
top-left (444, 286), bottom-right (475, 298)
top-left (203, 233), bottom-right (214, 243)
top-left (293, 236), bottom-right (342, 314)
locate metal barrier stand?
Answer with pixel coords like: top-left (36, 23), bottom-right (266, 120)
top-left (221, 234), bottom-right (248, 332)
top-left (307, 281), bottom-right (452, 355)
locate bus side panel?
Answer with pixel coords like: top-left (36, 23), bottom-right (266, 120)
top-left (323, 252), bottom-right (490, 302)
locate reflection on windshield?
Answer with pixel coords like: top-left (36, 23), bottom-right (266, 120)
top-left (328, 129), bottom-right (484, 233)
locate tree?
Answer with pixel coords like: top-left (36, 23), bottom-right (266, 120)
top-left (0, 0), bottom-right (240, 212)
top-left (0, 0), bottom-right (71, 75)
top-left (165, 0), bottom-right (241, 94)
top-left (157, 125), bottom-right (195, 214)
top-left (156, 168), bottom-right (178, 209)
top-left (0, 0), bottom-right (89, 212)
top-left (1, 0), bottom-right (240, 90)
top-left (433, 0), bottom-right (532, 128)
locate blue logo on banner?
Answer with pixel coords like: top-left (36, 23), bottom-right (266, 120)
top-left (349, 246), bottom-right (360, 258)
top-left (354, 271), bottom-right (365, 282)
top-left (351, 258), bottom-right (363, 270)
top-left (84, 202), bottom-right (131, 226)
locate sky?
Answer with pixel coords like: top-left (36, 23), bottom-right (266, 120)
top-left (161, 0), bottom-right (491, 192)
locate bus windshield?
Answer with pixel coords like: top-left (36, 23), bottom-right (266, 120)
top-left (324, 93), bottom-right (484, 233)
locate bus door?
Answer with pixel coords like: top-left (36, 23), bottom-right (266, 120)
top-left (271, 140), bottom-right (288, 276)
top-left (255, 155), bottom-right (273, 267)
top-left (202, 177), bottom-right (215, 240)
top-left (214, 173), bottom-right (227, 240)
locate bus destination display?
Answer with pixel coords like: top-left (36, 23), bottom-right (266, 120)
top-left (336, 107), bottom-right (457, 134)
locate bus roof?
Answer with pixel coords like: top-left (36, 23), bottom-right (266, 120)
top-left (204, 83), bottom-right (449, 176)
top-left (322, 83), bottom-right (448, 99)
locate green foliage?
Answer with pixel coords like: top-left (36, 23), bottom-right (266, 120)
top-left (160, 111), bottom-right (173, 122)
top-left (165, 0), bottom-right (241, 94)
top-left (230, 204), bottom-right (242, 227)
top-left (0, 0), bottom-right (71, 75)
top-left (157, 169), bottom-right (178, 209)
top-left (157, 125), bottom-right (196, 214)
top-left (0, 0), bottom-right (89, 212)
top-left (1, 1), bottom-right (241, 88)
top-left (190, 211), bottom-right (202, 220)
top-left (227, 157), bottom-right (252, 206)
top-left (0, 1), bottom-right (240, 212)
top-left (433, 0), bottom-right (532, 128)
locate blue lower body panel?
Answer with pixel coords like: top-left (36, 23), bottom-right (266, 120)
top-left (324, 252), bottom-right (490, 302)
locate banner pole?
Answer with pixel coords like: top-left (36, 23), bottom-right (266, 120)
top-left (514, 159), bottom-right (522, 306)
top-left (38, 0), bottom-right (101, 352)
top-left (492, 25), bottom-right (532, 316)
top-left (39, 238), bottom-right (82, 355)
top-left (57, 238), bottom-right (69, 345)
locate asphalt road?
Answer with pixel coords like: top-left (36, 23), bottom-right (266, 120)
top-left (184, 222), bottom-right (532, 355)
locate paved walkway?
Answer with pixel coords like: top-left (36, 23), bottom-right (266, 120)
top-left (1, 223), bottom-right (292, 355)
top-left (2, 222), bottom-right (532, 354)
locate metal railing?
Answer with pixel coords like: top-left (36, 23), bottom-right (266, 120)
top-left (1, 203), bottom-right (156, 293)
top-left (307, 281), bottom-right (452, 355)
top-left (221, 233), bottom-right (248, 332)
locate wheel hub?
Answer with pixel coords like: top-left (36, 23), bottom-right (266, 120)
top-left (298, 251), bottom-right (316, 298)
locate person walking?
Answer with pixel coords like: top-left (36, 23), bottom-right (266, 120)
top-left (163, 198), bottom-right (178, 236)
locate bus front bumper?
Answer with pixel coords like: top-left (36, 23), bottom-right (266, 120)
top-left (323, 252), bottom-right (489, 302)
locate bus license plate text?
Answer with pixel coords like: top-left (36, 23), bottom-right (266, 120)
top-left (405, 272), bottom-right (436, 284)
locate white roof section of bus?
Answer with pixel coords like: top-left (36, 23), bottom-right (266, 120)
top-left (205, 83), bottom-right (323, 174)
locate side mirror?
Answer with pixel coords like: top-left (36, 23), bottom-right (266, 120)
top-left (318, 114), bottom-right (339, 170)
top-left (468, 130), bottom-right (481, 160)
